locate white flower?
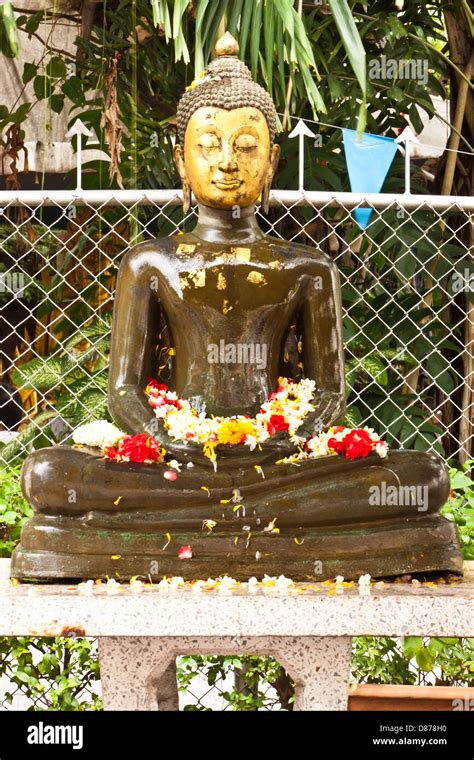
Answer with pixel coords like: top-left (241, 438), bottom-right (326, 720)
top-left (169, 576), bottom-right (185, 589)
top-left (73, 420), bottom-right (124, 449)
top-left (105, 578), bottom-right (121, 595)
top-left (217, 575), bottom-right (237, 593)
top-left (335, 575), bottom-right (344, 585)
top-left (275, 575), bottom-right (296, 593)
top-left (375, 441), bottom-right (388, 458)
top-left (358, 573), bottom-right (371, 586)
top-left (247, 576), bottom-right (259, 593)
top-left (78, 579), bottom-right (94, 595)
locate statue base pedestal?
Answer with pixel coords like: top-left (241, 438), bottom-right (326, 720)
top-left (10, 512), bottom-right (463, 581)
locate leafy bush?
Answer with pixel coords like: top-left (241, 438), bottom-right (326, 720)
top-left (1, 316), bottom-right (112, 465)
top-left (0, 637), bottom-right (101, 711)
top-left (0, 464), bottom-right (32, 556)
top-left (352, 637), bottom-right (417, 686)
top-left (443, 459), bottom-right (474, 560)
top-left (177, 655), bottom-right (292, 711)
top-left (352, 636), bottom-right (474, 688)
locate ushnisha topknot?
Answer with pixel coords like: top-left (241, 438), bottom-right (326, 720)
top-left (176, 31), bottom-right (277, 147)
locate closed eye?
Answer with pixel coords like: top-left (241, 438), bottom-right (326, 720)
top-left (234, 135), bottom-right (258, 152)
top-left (198, 134), bottom-right (221, 150)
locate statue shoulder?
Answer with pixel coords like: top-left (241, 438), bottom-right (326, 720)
top-left (118, 237), bottom-right (183, 275)
top-left (265, 235), bottom-right (338, 271)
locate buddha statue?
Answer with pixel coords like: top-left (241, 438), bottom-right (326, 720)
top-left (11, 34), bottom-right (462, 582)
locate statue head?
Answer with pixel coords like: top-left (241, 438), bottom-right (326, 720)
top-left (175, 32), bottom-right (280, 213)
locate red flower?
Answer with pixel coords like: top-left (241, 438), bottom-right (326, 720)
top-left (146, 378), bottom-right (168, 391)
top-left (327, 437), bottom-right (346, 455)
top-left (178, 545), bottom-right (193, 560)
top-left (164, 397), bottom-right (181, 409)
top-left (342, 429), bottom-right (373, 460)
top-left (105, 433), bottom-right (162, 464)
top-left (148, 394), bottom-right (166, 408)
top-left (327, 429), bottom-right (376, 460)
top-left (267, 414), bottom-right (289, 436)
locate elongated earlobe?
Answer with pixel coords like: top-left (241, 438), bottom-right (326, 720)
top-left (174, 144), bottom-right (191, 213)
top-left (262, 144), bottom-right (280, 214)
top-left (182, 178), bottom-right (191, 213)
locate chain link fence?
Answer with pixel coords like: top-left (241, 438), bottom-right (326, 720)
top-left (0, 190), bottom-right (472, 711)
top-left (0, 190), bottom-right (472, 464)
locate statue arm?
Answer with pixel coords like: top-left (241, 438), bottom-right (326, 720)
top-left (108, 249), bottom-right (161, 434)
top-left (299, 260), bottom-right (346, 433)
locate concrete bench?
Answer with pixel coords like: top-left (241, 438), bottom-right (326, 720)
top-left (0, 559), bottom-right (472, 710)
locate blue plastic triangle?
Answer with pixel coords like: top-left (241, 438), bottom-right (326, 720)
top-left (342, 129), bottom-right (398, 229)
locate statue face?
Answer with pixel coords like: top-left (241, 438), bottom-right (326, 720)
top-left (175, 106), bottom-right (279, 209)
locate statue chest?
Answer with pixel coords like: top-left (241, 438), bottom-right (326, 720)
top-left (158, 259), bottom-right (302, 316)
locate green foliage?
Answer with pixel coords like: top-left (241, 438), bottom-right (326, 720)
top-left (442, 459), bottom-right (474, 560)
top-left (401, 636), bottom-right (474, 684)
top-left (352, 635), bottom-right (474, 687)
top-left (177, 655), bottom-right (291, 711)
top-left (0, 637), bottom-right (101, 711)
top-left (0, 2), bottom-right (19, 58)
top-left (0, 465), bottom-right (32, 557)
top-left (0, 0), bottom-right (452, 191)
top-left (2, 316), bottom-right (112, 465)
top-left (352, 636), bottom-right (416, 685)
top-left (336, 204), bottom-right (469, 457)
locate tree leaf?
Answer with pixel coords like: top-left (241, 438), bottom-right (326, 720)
top-left (328, 0), bottom-right (366, 133)
top-left (415, 647), bottom-right (435, 671)
top-left (11, 357), bottom-right (64, 390)
top-left (402, 636), bottom-right (423, 659)
top-left (50, 94), bottom-right (65, 114)
top-left (22, 62), bottom-right (37, 84)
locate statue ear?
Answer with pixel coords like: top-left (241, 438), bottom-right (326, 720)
top-left (174, 144), bottom-right (186, 180)
top-left (269, 144), bottom-right (280, 180)
top-left (262, 144), bottom-right (280, 214)
top-left (174, 144), bottom-right (191, 213)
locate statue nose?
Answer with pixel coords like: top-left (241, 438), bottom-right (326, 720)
top-left (218, 144), bottom-right (238, 172)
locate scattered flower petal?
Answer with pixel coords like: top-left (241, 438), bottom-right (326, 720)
top-left (178, 545), bottom-right (193, 560)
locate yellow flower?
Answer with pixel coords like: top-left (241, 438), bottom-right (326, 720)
top-left (217, 419), bottom-right (255, 445)
top-left (203, 442), bottom-right (218, 470)
top-left (185, 71), bottom-right (206, 90)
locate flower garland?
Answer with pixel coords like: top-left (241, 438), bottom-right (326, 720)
top-left (144, 376), bottom-right (316, 465)
top-left (104, 433), bottom-right (165, 465)
top-left (72, 378), bottom-right (389, 467)
top-left (277, 425), bottom-right (388, 465)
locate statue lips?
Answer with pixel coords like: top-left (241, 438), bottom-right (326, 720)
top-left (213, 178), bottom-right (243, 190)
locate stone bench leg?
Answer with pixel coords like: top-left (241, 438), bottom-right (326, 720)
top-left (98, 635), bottom-right (352, 711)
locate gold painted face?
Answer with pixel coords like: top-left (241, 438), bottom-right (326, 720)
top-left (175, 106), bottom-right (279, 209)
